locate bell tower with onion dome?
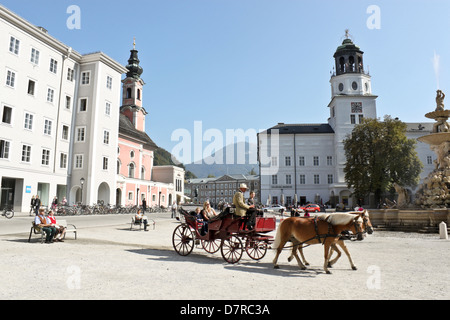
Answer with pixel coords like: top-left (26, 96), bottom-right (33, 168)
top-left (121, 38), bottom-right (147, 132)
top-left (328, 30), bottom-right (378, 184)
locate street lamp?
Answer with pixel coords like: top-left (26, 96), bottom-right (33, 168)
top-left (80, 178), bottom-right (85, 204)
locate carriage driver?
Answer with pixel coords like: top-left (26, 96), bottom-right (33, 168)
top-left (233, 183), bottom-right (257, 230)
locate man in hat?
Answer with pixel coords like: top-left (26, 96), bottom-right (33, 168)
top-left (233, 183), bottom-right (256, 230)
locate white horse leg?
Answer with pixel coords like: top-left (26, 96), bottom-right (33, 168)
top-left (273, 241), bottom-right (287, 269)
top-left (337, 240), bottom-right (357, 270)
top-left (323, 244), bottom-right (332, 274)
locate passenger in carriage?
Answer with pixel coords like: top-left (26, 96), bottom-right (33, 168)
top-left (233, 183), bottom-right (257, 230)
top-left (194, 207), bottom-right (208, 236)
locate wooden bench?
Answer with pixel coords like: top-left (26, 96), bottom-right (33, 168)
top-left (130, 217), bottom-right (155, 231)
top-left (29, 220), bottom-right (77, 243)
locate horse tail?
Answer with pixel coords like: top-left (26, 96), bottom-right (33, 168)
top-left (272, 219), bottom-right (286, 250)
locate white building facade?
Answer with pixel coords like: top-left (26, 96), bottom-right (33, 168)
top-left (258, 36), bottom-right (435, 208)
top-left (0, 5), bottom-right (184, 211)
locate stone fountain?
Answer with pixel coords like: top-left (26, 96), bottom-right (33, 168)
top-left (415, 90), bottom-right (450, 208)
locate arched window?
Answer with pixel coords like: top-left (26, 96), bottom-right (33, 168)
top-left (128, 163), bottom-right (135, 178)
top-left (137, 89), bottom-right (141, 100)
top-left (141, 166), bottom-right (145, 179)
top-left (117, 159), bottom-right (121, 175)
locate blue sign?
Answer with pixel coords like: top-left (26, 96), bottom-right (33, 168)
top-left (26, 186), bottom-right (32, 194)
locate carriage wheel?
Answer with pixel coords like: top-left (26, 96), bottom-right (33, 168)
top-left (172, 225), bottom-right (195, 256)
top-left (221, 236), bottom-right (243, 264)
top-left (245, 239), bottom-right (268, 261)
top-left (201, 239), bottom-right (221, 254)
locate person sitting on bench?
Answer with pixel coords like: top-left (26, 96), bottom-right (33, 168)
top-left (135, 209), bottom-right (150, 231)
top-left (34, 209), bottom-right (57, 243)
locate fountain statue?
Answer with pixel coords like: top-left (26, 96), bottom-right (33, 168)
top-left (416, 90), bottom-right (450, 208)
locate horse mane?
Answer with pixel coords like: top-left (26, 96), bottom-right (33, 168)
top-left (317, 213), bottom-right (361, 226)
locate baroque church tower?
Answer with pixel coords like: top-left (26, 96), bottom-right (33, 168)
top-left (121, 39), bottom-right (147, 132)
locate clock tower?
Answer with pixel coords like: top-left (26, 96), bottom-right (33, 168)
top-left (328, 31), bottom-right (378, 188)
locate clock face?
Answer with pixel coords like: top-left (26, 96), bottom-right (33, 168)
top-left (351, 102), bottom-right (363, 113)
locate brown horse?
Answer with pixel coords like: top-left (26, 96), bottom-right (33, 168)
top-left (272, 212), bottom-right (366, 274)
top-left (287, 210), bottom-right (373, 271)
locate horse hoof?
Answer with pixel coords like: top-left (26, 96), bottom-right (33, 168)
top-left (352, 266), bottom-right (358, 271)
top-left (300, 267), bottom-right (307, 271)
top-left (287, 257), bottom-right (293, 263)
top-left (305, 263), bottom-right (310, 266)
top-left (274, 265), bottom-right (280, 270)
top-left (326, 270), bottom-right (332, 275)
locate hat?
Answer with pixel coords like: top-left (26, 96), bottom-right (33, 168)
top-left (239, 183), bottom-right (248, 190)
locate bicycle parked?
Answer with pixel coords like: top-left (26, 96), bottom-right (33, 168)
top-left (1, 205), bottom-right (14, 219)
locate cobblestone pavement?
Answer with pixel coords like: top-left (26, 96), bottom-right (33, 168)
top-left (1, 215), bottom-right (449, 300)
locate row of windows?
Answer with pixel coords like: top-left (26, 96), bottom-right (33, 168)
top-left (7, 36), bottom-right (114, 92)
top-left (5, 68), bottom-right (114, 116)
top-left (272, 156), bottom-right (334, 167)
top-left (271, 174), bottom-right (334, 185)
top-left (0, 139), bottom-right (112, 172)
top-left (1, 105), bottom-right (112, 146)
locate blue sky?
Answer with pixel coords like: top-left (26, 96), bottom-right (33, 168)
top-left (3, 0), bottom-right (450, 164)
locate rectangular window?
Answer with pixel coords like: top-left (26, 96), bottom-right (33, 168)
top-left (81, 72), bottom-right (90, 85)
top-left (67, 68), bottom-right (74, 81)
top-left (0, 140), bottom-right (10, 159)
top-left (286, 174), bottom-right (292, 185)
top-left (41, 149), bottom-right (50, 166)
top-left (313, 156), bottom-right (319, 166)
top-left (6, 70), bottom-right (16, 87)
top-left (105, 102), bottom-right (111, 116)
top-left (272, 175), bottom-right (278, 185)
top-left (271, 157), bottom-right (277, 167)
top-left (106, 76), bottom-right (113, 89)
top-left (62, 125), bottom-right (69, 140)
top-left (9, 36), bottom-right (20, 55)
top-left (79, 98), bottom-right (87, 112)
top-left (75, 155), bottom-right (83, 169)
top-left (103, 157), bottom-right (109, 170)
top-left (299, 156), bottom-right (305, 166)
top-left (65, 96), bottom-right (71, 110)
top-left (44, 119), bottom-right (52, 136)
top-left (30, 48), bottom-right (40, 65)
top-left (351, 115), bottom-right (356, 125)
top-left (22, 145), bottom-right (31, 163)
top-left (359, 115), bottom-right (364, 124)
top-left (2, 106), bottom-right (12, 124)
top-left (47, 88), bottom-right (55, 103)
top-left (327, 156), bottom-right (333, 166)
top-left (24, 113), bottom-right (34, 130)
top-left (314, 175), bottom-right (320, 185)
top-left (50, 58), bottom-right (58, 74)
top-left (103, 130), bottom-right (110, 145)
top-left (299, 175), bottom-right (306, 185)
top-left (427, 156), bottom-right (433, 165)
top-left (328, 174), bottom-right (334, 184)
top-left (285, 156), bottom-right (291, 167)
top-left (60, 153), bottom-right (67, 169)
top-left (76, 127), bottom-right (85, 142)
top-left (27, 80), bottom-right (35, 95)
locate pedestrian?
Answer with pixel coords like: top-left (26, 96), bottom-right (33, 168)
top-left (142, 198), bottom-right (147, 213)
top-left (172, 202), bottom-right (178, 219)
top-left (30, 195), bottom-right (36, 214)
top-left (34, 195), bottom-right (41, 216)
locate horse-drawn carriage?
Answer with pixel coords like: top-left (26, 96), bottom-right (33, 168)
top-left (172, 207), bottom-right (276, 264)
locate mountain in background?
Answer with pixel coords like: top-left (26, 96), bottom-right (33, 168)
top-left (185, 141), bottom-right (259, 178)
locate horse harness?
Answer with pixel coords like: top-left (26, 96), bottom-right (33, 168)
top-left (287, 216), bottom-right (364, 249)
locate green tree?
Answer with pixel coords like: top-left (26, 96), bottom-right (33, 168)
top-left (343, 116), bottom-right (423, 204)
